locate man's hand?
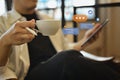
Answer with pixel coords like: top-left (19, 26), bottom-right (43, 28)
top-left (1, 19), bottom-right (36, 46)
top-left (0, 19), bottom-right (36, 66)
top-left (73, 23), bottom-right (101, 51)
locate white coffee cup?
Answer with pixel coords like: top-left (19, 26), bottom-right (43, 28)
top-left (36, 20), bottom-right (61, 36)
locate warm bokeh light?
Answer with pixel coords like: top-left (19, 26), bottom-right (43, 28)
top-left (73, 14), bottom-right (88, 23)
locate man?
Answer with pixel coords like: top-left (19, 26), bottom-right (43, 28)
top-left (0, 0), bottom-right (120, 80)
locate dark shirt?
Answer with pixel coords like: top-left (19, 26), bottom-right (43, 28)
top-left (22, 13), bottom-right (57, 79)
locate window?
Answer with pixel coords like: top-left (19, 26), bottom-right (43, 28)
top-left (36, 0), bottom-right (96, 21)
top-left (76, 7), bottom-right (95, 20)
top-left (73, 0), bottom-right (95, 7)
top-left (64, 7), bottom-right (73, 21)
top-left (73, 0), bottom-right (96, 20)
top-left (0, 0), bottom-right (6, 15)
top-left (36, 0), bottom-right (61, 19)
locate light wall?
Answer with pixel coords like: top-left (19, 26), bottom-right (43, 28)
top-left (85, 0), bottom-right (120, 62)
top-left (103, 7), bottom-right (120, 62)
top-left (99, 0), bottom-right (120, 3)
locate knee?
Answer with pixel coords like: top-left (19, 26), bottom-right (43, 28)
top-left (56, 49), bottom-right (83, 59)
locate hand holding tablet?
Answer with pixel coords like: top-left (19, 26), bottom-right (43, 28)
top-left (81, 19), bottom-right (109, 47)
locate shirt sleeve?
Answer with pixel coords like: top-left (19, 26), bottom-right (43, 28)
top-left (0, 66), bottom-right (17, 80)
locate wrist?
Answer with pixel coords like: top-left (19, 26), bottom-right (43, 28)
top-left (0, 37), bottom-right (12, 66)
top-left (73, 41), bottom-right (83, 51)
top-left (0, 34), bottom-right (12, 47)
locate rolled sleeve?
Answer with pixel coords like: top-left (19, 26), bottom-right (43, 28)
top-left (0, 66), bottom-right (17, 80)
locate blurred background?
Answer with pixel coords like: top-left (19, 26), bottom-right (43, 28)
top-left (1, 0), bottom-right (120, 62)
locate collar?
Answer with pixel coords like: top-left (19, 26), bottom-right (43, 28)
top-left (9, 8), bottom-right (26, 25)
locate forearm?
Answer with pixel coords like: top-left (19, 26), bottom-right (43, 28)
top-left (0, 36), bottom-right (12, 66)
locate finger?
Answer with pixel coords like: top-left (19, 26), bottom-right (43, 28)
top-left (31, 19), bottom-right (35, 23)
top-left (88, 23), bottom-right (101, 37)
top-left (95, 23), bottom-right (101, 28)
top-left (16, 20), bottom-right (35, 29)
top-left (20, 34), bottom-right (35, 43)
top-left (14, 32), bottom-right (35, 41)
top-left (85, 29), bottom-right (93, 38)
top-left (14, 26), bottom-right (35, 35)
top-left (30, 19), bottom-right (36, 30)
top-left (92, 23), bottom-right (101, 32)
top-left (92, 35), bottom-right (98, 41)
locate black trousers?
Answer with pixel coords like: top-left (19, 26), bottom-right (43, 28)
top-left (25, 50), bottom-right (120, 80)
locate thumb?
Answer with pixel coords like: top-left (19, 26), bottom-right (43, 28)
top-left (30, 19), bottom-right (35, 24)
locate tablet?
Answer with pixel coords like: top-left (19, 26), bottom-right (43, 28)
top-left (81, 19), bottom-right (109, 47)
